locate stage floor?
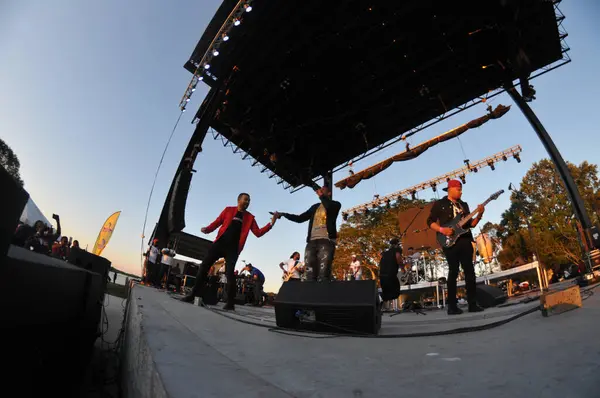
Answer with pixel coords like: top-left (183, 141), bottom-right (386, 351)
top-left (121, 284), bottom-right (600, 398)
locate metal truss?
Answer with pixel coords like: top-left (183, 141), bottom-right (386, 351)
top-left (294, 2), bottom-right (571, 193)
top-left (341, 145), bottom-right (523, 217)
top-left (179, 0), bottom-right (254, 112)
top-left (209, 128), bottom-right (292, 189)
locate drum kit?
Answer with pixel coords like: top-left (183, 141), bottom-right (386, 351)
top-left (398, 246), bottom-right (447, 286)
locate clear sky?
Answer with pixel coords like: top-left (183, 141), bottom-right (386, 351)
top-left (2, 1), bottom-right (599, 293)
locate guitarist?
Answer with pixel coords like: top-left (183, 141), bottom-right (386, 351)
top-left (427, 179), bottom-right (485, 315)
top-left (279, 251), bottom-right (304, 281)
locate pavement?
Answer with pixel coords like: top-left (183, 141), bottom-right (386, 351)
top-left (120, 283), bottom-right (600, 398)
top-left (83, 293), bottom-right (128, 397)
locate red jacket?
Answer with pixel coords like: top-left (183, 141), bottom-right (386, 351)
top-left (204, 207), bottom-right (272, 253)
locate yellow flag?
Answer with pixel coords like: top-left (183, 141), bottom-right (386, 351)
top-left (92, 211), bottom-right (121, 256)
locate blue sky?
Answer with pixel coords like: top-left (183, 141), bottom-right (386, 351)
top-left (2, 1), bottom-right (599, 292)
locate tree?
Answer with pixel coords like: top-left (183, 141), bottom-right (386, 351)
top-left (0, 138), bottom-right (24, 186)
top-left (333, 197), bottom-right (427, 280)
top-left (497, 159), bottom-right (600, 270)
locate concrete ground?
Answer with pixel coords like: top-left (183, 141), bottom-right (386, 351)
top-left (83, 293), bottom-right (127, 397)
top-left (122, 284), bottom-right (600, 398)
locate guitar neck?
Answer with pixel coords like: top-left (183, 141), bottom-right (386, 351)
top-left (458, 197), bottom-right (492, 227)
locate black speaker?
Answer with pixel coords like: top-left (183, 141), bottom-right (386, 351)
top-left (0, 165), bottom-right (29, 259)
top-left (202, 276), bottom-right (220, 305)
top-left (475, 284), bottom-right (507, 308)
top-left (68, 248), bottom-right (112, 283)
top-left (274, 280), bottom-right (381, 335)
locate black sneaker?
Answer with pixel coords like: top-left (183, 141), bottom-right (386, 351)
top-left (468, 304), bottom-right (485, 313)
top-left (447, 307), bottom-right (464, 315)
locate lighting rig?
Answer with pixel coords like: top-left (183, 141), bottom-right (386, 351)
top-left (341, 145), bottom-right (522, 219)
top-left (178, 1), bottom-right (254, 112)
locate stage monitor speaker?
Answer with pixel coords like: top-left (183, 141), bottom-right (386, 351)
top-left (68, 248), bottom-right (112, 282)
top-left (0, 165), bottom-right (29, 259)
top-left (274, 280), bottom-right (381, 335)
top-left (475, 284), bottom-right (507, 308)
top-left (398, 203), bottom-right (438, 254)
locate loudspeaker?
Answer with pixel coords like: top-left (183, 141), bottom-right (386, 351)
top-left (274, 280), bottom-right (381, 335)
top-left (68, 248), bottom-right (112, 283)
top-left (0, 165), bottom-right (29, 259)
top-left (202, 276), bottom-right (220, 305)
top-left (475, 284), bottom-right (507, 308)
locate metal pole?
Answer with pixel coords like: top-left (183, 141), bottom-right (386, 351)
top-left (506, 84), bottom-right (595, 269)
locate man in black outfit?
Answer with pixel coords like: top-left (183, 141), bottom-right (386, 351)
top-left (427, 179), bottom-right (485, 315)
top-left (274, 185), bottom-right (341, 281)
top-left (378, 238), bottom-right (404, 302)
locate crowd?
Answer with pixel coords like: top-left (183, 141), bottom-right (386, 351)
top-left (12, 214), bottom-right (82, 261)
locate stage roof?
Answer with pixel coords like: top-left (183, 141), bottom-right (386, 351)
top-left (184, 0), bottom-right (568, 189)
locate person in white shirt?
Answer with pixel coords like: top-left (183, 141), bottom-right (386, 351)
top-left (349, 255), bottom-right (362, 280)
top-left (279, 251), bottom-right (304, 281)
top-left (144, 239), bottom-right (160, 286)
top-left (158, 243), bottom-right (176, 288)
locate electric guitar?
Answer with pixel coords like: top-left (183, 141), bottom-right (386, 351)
top-left (436, 190), bottom-right (504, 249)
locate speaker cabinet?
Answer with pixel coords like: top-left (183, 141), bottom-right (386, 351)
top-left (274, 280), bottom-right (381, 335)
top-left (475, 284), bottom-right (508, 308)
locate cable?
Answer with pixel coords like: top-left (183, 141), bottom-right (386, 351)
top-left (205, 302), bottom-right (541, 339)
top-left (139, 111), bottom-right (185, 273)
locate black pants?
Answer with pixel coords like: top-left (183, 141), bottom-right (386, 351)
top-left (146, 260), bottom-right (158, 285)
top-left (191, 240), bottom-right (239, 305)
top-left (380, 275), bottom-right (400, 301)
top-left (443, 236), bottom-right (476, 308)
top-left (253, 280), bottom-right (264, 305)
top-left (304, 239), bottom-right (336, 281)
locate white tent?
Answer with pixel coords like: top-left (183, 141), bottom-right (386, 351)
top-left (20, 198), bottom-right (52, 227)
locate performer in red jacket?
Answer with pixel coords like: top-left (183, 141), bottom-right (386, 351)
top-left (181, 193), bottom-right (277, 310)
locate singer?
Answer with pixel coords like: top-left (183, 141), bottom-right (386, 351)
top-left (273, 186), bottom-right (341, 281)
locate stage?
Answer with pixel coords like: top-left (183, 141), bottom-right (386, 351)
top-left (121, 283), bottom-right (599, 398)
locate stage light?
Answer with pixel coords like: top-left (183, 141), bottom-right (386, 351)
top-left (472, 167), bottom-right (478, 173)
top-left (234, 19), bottom-right (241, 26)
top-left (431, 183), bottom-right (437, 192)
top-left (342, 212), bottom-right (348, 221)
top-left (488, 161), bottom-right (495, 171)
top-left (385, 199), bottom-right (391, 208)
top-left (223, 34), bottom-right (230, 41)
top-left (198, 76), bottom-right (203, 81)
top-left (411, 190), bottom-right (417, 200)
top-left (514, 154), bottom-right (521, 163)
top-left (502, 155), bottom-right (508, 161)
top-left (460, 174), bottom-right (467, 184)
top-left (204, 64), bottom-right (211, 69)
top-left (185, 98), bottom-right (190, 102)
top-left (213, 49), bottom-right (220, 56)
top-left (244, 4), bottom-right (252, 12)
top-left (191, 87), bottom-right (196, 92)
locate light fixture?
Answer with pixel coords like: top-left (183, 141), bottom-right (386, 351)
top-left (198, 76), bottom-right (203, 81)
top-left (385, 199), bottom-right (391, 208)
top-left (502, 155), bottom-right (508, 161)
top-left (244, 4), bottom-right (252, 12)
top-left (472, 167), bottom-right (478, 173)
top-left (488, 161), bottom-right (495, 171)
top-left (223, 34), bottom-right (230, 41)
top-left (514, 154), bottom-right (521, 163)
top-left (460, 174), bottom-right (467, 184)
top-left (234, 19), bottom-right (241, 26)
top-left (431, 183), bottom-right (437, 192)
top-left (342, 213), bottom-right (348, 221)
top-left (185, 98), bottom-right (190, 102)
top-left (204, 64), bottom-right (211, 69)
top-left (213, 49), bottom-right (220, 56)
top-left (463, 159), bottom-right (470, 168)
top-left (411, 190), bottom-right (417, 201)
